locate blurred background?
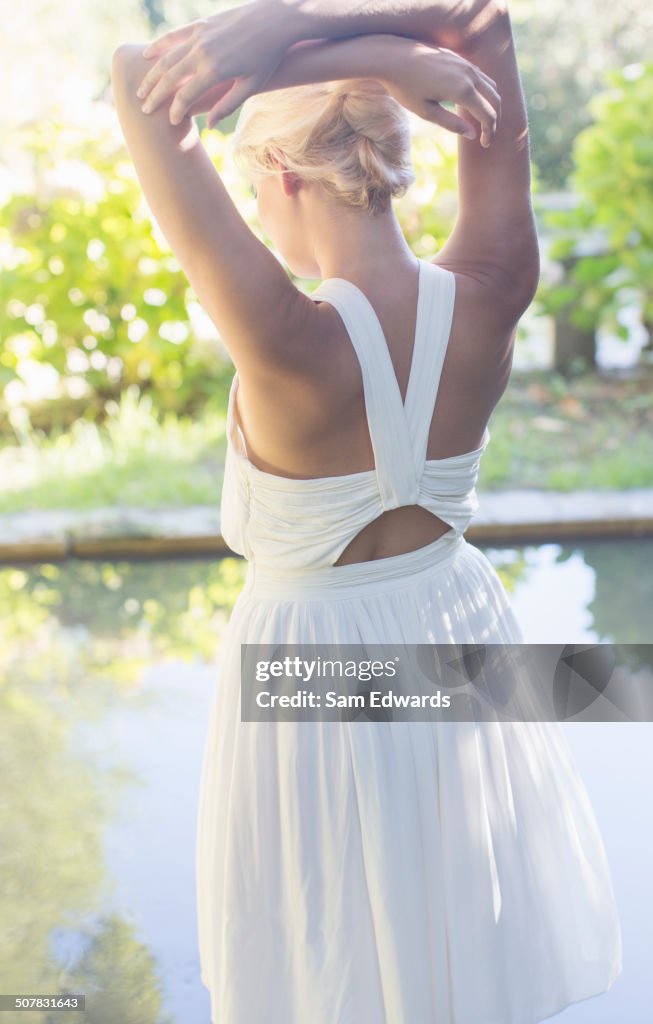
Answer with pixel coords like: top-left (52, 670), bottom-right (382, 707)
top-left (2, 0), bottom-right (653, 504)
top-left (1, 2), bottom-right (652, 1022)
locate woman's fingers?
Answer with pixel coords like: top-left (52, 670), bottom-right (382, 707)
top-left (425, 101), bottom-right (477, 140)
top-left (142, 20), bottom-right (202, 59)
top-left (388, 46), bottom-right (502, 145)
top-left (476, 68), bottom-right (499, 94)
top-left (453, 77), bottom-right (500, 146)
top-left (475, 74), bottom-right (502, 130)
top-left (136, 9), bottom-right (291, 125)
top-left (169, 68), bottom-right (226, 124)
top-left (426, 75), bottom-right (500, 147)
top-left (206, 76), bottom-right (256, 129)
top-left (137, 41), bottom-right (192, 107)
top-left (185, 81), bottom-right (234, 119)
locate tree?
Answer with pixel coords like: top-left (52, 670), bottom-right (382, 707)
top-left (510, 0), bottom-right (653, 189)
top-left (535, 61), bottom-right (653, 371)
top-left (0, 113), bottom-right (237, 428)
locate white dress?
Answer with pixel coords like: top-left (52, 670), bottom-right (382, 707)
top-left (196, 259), bottom-right (623, 1023)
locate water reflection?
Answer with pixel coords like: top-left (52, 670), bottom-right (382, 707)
top-left (1, 539), bottom-right (650, 1022)
top-left (0, 556), bottom-right (245, 1024)
top-left (485, 538), bottom-right (653, 644)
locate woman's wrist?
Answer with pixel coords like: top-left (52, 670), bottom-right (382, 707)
top-left (253, 33), bottom-right (407, 95)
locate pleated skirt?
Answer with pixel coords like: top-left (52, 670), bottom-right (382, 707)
top-left (196, 532), bottom-right (623, 1023)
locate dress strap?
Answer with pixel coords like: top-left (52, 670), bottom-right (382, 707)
top-left (404, 262), bottom-right (456, 473)
top-left (311, 279), bottom-right (420, 509)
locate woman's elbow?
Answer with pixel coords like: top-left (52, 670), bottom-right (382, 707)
top-left (111, 43), bottom-right (147, 85)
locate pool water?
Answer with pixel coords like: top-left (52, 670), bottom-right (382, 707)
top-left (1, 538), bottom-right (651, 1023)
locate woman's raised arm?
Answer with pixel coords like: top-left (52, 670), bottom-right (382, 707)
top-left (136, 0), bottom-right (503, 127)
top-left (133, 0), bottom-right (537, 327)
top-left (431, 4), bottom-right (540, 326)
top-left (234, 34), bottom-right (500, 147)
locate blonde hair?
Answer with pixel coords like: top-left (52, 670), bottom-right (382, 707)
top-left (230, 78), bottom-right (415, 214)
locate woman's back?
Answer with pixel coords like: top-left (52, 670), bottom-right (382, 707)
top-left (227, 255), bottom-right (515, 565)
top-left (222, 258), bottom-right (507, 571)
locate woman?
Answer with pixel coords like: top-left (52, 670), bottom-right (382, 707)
top-left (111, 1), bottom-right (622, 1020)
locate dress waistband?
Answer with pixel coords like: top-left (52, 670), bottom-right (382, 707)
top-left (243, 531), bottom-right (467, 600)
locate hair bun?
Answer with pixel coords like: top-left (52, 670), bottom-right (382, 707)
top-left (232, 77), bottom-right (415, 214)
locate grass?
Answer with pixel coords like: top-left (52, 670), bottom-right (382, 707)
top-left (1, 388), bottom-right (227, 514)
top-left (478, 366), bottom-right (653, 492)
top-left (1, 368), bottom-right (652, 516)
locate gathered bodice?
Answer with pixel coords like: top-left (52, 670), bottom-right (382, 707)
top-left (219, 259), bottom-right (490, 571)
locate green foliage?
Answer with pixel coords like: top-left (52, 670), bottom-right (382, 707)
top-left (571, 63), bottom-right (653, 311)
top-left (0, 112), bottom-right (230, 428)
top-left (536, 62), bottom-right (653, 333)
top-left (394, 120), bottom-right (459, 258)
top-left (0, 684), bottom-right (106, 1005)
top-left (0, 386), bottom-right (228, 514)
top-left (0, 549), bottom-right (247, 1023)
top-left (510, 0), bottom-right (653, 190)
top-left (63, 917), bottom-right (174, 1024)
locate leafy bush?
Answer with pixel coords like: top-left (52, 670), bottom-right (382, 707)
top-left (537, 62), bottom-right (653, 337)
top-left (0, 107), bottom-right (231, 430)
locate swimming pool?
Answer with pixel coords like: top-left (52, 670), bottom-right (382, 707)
top-left (1, 538), bottom-right (650, 1023)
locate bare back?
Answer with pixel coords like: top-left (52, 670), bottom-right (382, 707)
top-left (231, 258), bottom-right (519, 565)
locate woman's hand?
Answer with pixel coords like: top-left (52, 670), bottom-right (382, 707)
top-left (133, 4), bottom-right (501, 146)
top-left (135, 2), bottom-right (294, 127)
top-left (380, 37), bottom-right (502, 147)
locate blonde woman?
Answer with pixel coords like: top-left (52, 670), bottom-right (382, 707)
top-left (112, 2), bottom-right (622, 1020)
